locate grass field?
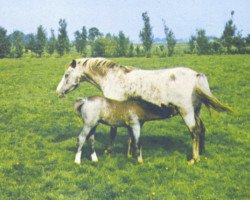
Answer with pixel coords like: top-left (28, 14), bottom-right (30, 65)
top-left (0, 55), bottom-right (249, 199)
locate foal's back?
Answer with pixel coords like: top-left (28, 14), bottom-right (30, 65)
top-left (76, 96), bottom-right (177, 126)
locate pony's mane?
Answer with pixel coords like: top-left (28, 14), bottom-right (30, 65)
top-left (79, 58), bottom-right (134, 76)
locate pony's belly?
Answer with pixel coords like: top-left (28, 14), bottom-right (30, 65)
top-left (99, 119), bottom-right (127, 127)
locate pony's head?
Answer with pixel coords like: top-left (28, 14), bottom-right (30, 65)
top-left (56, 60), bottom-right (82, 97)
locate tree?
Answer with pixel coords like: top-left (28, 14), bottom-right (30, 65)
top-left (116, 31), bottom-right (130, 57)
top-left (221, 11), bottom-right (236, 53)
top-left (93, 37), bottom-right (106, 57)
top-left (35, 25), bottom-right (47, 57)
top-left (139, 12), bottom-right (153, 57)
top-left (88, 27), bottom-right (102, 56)
top-left (196, 29), bottom-right (209, 55)
top-left (208, 40), bottom-right (223, 54)
top-left (57, 19), bottom-right (70, 56)
top-left (0, 27), bottom-right (11, 58)
top-left (74, 26), bottom-right (87, 54)
top-left (135, 45), bottom-right (141, 57)
top-left (9, 31), bottom-right (24, 58)
top-left (188, 35), bottom-right (196, 54)
top-left (128, 43), bottom-right (134, 57)
top-left (47, 29), bottom-right (56, 55)
top-left (163, 20), bottom-right (176, 57)
top-left (24, 34), bottom-right (36, 53)
top-left (233, 33), bottom-right (245, 54)
top-left (245, 34), bottom-right (250, 46)
top-left (88, 27), bottom-right (102, 41)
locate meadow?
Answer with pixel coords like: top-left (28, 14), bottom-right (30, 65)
top-left (0, 55), bottom-right (249, 199)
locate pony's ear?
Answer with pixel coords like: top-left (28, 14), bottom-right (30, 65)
top-left (70, 60), bottom-right (76, 68)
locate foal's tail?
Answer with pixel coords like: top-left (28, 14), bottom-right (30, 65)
top-left (74, 98), bottom-right (86, 114)
top-left (195, 74), bottom-right (233, 114)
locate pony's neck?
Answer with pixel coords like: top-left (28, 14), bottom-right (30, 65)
top-left (82, 69), bottom-right (103, 90)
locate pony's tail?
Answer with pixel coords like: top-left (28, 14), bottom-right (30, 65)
top-left (74, 98), bottom-right (86, 114)
top-left (195, 73), bottom-right (233, 114)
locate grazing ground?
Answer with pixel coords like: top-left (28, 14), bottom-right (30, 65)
top-left (0, 55), bottom-right (249, 199)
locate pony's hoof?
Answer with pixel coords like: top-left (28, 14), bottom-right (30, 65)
top-left (104, 149), bottom-right (109, 154)
top-left (187, 159), bottom-right (195, 165)
top-left (105, 148), bottom-right (112, 154)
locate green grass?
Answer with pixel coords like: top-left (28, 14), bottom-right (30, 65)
top-left (0, 55), bottom-right (249, 199)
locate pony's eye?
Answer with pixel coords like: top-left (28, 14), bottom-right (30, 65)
top-left (65, 74), bottom-right (69, 78)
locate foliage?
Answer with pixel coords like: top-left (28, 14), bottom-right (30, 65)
top-left (57, 19), bottom-right (70, 56)
top-left (139, 12), bottom-right (153, 57)
top-left (0, 55), bottom-right (249, 199)
top-left (0, 27), bottom-right (11, 58)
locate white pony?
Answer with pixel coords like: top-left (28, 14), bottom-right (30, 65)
top-left (56, 58), bottom-right (232, 164)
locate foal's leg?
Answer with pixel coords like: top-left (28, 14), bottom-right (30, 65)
top-left (127, 128), bottom-right (134, 158)
top-left (105, 127), bottom-right (117, 154)
top-left (87, 127), bottom-right (98, 162)
top-left (130, 123), bottom-right (143, 163)
top-left (75, 125), bottom-right (92, 164)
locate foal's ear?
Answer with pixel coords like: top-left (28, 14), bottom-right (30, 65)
top-left (70, 60), bottom-right (76, 68)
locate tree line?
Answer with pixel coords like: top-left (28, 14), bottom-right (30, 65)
top-left (0, 11), bottom-right (249, 58)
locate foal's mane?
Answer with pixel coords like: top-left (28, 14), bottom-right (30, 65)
top-left (80, 58), bottom-right (134, 76)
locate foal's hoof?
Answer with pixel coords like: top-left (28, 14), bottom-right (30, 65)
top-left (74, 160), bottom-right (81, 165)
top-left (91, 152), bottom-right (98, 162)
top-left (127, 153), bottom-right (133, 158)
top-left (137, 157), bottom-right (143, 164)
top-left (187, 157), bottom-right (200, 165)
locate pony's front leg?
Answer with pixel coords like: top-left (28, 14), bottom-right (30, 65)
top-left (75, 125), bottom-right (91, 164)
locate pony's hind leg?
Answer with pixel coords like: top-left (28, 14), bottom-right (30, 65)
top-left (105, 127), bottom-right (117, 154)
top-left (75, 125), bottom-right (92, 164)
top-left (180, 110), bottom-right (201, 164)
top-left (196, 117), bottom-right (205, 155)
top-left (127, 128), bottom-right (134, 158)
top-left (130, 124), bottom-right (143, 164)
